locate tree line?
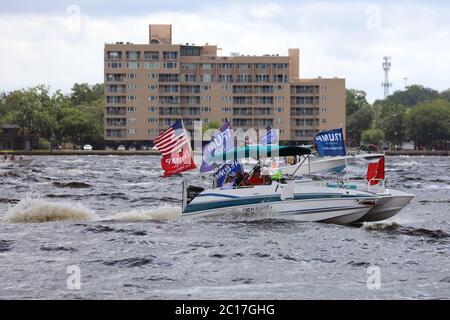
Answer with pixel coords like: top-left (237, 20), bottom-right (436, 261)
top-left (1, 82), bottom-right (449, 151)
top-left (346, 85), bottom-right (450, 150)
top-left (0, 83), bottom-right (104, 150)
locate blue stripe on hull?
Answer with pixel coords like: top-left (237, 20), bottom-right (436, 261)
top-left (183, 193), bottom-right (372, 214)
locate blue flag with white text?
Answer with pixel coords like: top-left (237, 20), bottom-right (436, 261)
top-left (200, 121), bottom-right (234, 172)
top-left (213, 160), bottom-right (244, 187)
top-left (314, 128), bottom-right (346, 157)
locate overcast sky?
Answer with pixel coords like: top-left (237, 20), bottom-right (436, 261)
top-left (1, 0), bottom-right (449, 102)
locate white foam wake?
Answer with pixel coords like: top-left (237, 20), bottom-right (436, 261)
top-left (3, 197), bottom-right (98, 223)
top-left (107, 206), bottom-right (182, 221)
top-left (2, 196), bottom-right (181, 223)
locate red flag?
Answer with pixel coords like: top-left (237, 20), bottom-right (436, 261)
top-left (161, 145), bottom-right (196, 177)
top-left (153, 119), bottom-right (196, 177)
top-left (367, 156), bottom-right (385, 185)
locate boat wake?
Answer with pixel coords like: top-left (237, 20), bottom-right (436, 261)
top-left (2, 196), bottom-right (181, 223)
top-left (108, 207), bottom-right (181, 221)
top-left (363, 222), bottom-right (449, 239)
top-left (2, 197), bottom-right (98, 223)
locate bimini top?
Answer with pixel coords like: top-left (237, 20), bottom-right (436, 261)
top-left (208, 145), bottom-right (311, 162)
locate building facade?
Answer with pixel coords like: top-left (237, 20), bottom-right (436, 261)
top-left (104, 24), bottom-right (345, 146)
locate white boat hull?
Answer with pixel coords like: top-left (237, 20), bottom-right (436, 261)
top-left (355, 189), bottom-right (414, 222)
top-left (277, 155), bottom-right (354, 176)
top-left (182, 183), bottom-right (377, 224)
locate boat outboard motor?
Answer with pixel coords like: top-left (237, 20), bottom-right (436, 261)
top-left (187, 185), bottom-right (204, 204)
top-left (182, 179), bottom-right (204, 213)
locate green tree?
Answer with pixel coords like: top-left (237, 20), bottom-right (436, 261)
top-left (346, 104), bottom-right (375, 146)
top-left (406, 99), bottom-right (450, 149)
top-left (361, 128), bottom-right (385, 145)
top-left (346, 89), bottom-right (370, 116)
top-left (71, 83), bottom-right (104, 105)
top-left (375, 102), bottom-right (407, 145)
top-left (383, 85), bottom-right (439, 107)
top-left (440, 88), bottom-right (450, 102)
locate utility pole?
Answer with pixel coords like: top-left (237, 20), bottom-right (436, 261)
top-left (404, 77), bottom-right (408, 89)
top-left (381, 57), bottom-right (392, 98)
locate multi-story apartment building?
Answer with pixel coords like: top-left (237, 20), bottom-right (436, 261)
top-left (104, 24), bottom-right (345, 146)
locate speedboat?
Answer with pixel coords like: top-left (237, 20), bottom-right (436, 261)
top-left (181, 145), bottom-right (380, 224)
top-left (324, 180), bottom-right (414, 223)
top-left (298, 156), bottom-right (414, 223)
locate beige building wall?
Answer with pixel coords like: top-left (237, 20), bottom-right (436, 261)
top-left (104, 24), bottom-right (346, 146)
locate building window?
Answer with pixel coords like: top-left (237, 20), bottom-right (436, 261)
top-left (126, 62), bottom-right (140, 69)
top-left (221, 96), bottom-right (231, 102)
top-left (127, 84), bottom-right (137, 90)
top-left (322, 119), bottom-right (327, 123)
top-left (148, 128), bottom-right (158, 135)
top-left (180, 46), bottom-right (200, 56)
top-left (144, 51), bottom-right (159, 61)
top-left (148, 106), bottom-right (157, 112)
top-left (219, 63), bottom-right (233, 69)
top-left (128, 118), bottom-right (137, 124)
top-left (183, 74), bottom-right (196, 82)
top-left (275, 107), bottom-right (284, 112)
top-left (322, 96), bottom-right (327, 101)
top-left (127, 73), bottom-right (137, 79)
top-left (126, 51), bottom-right (140, 60)
top-left (144, 62), bottom-right (159, 69)
top-left (163, 51), bottom-right (178, 60)
top-left (275, 96), bottom-right (284, 101)
top-left (127, 129), bottom-right (136, 135)
top-left (222, 107), bottom-right (231, 113)
top-left (201, 74), bottom-right (213, 83)
top-left (181, 63), bottom-right (196, 70)
top-left (200, 63), bottom-right (213, 70)
top-left (201, 96), bottom-right (211, 101)
top-left (107, 51), bottom-right (122, 60)
top-left (218, 74), bottom-right (233, 83)
top-left (107, 62), bottom-right (122, 69)
top-left (237, 63), bottom-right (251, 69)
top-left (163, 62), bottom-right (177, 69)
top-left (201, 107), bottom-right (211, 112)
top-left (148, 84), bottom-right (158, 91)
top-left (148, 73), bottom-right (158, 79)
top-left (127, 96), bottom-right (136, 101)
top-left (127, 107), bottom-right (136, 112)
top-left (148, 96), bottom-right (158, 101)
top-left (148, 117), bottom-right (157, 123)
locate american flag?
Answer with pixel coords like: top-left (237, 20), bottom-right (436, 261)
top-left (260, 124), bottom-right (277, 145)
top-left (153, 119), bottom-right (189, 156)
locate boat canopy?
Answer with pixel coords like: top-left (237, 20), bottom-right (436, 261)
top-left (208, 145), bottom-right (311, 162)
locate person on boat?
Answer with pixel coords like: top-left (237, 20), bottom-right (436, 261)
top-left (222, 175), bottom-right (235, 189)
top-left (249, 168), bottom-right (265, 185)
top-left (3, 153), bottom-right (7, 161)
top-left (19, 155), bottom-right (24, 160)
top-left (10, 154), bottom-right (15, 161)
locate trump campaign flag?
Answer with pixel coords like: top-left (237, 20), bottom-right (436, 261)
top-left (153, 119), bottom-right (196, 177)
top-left (200, 121), bottom-right (235, 173)
top-left (259, 124), bottom-right (278, 145)
top-left (314, 128), bottom-right (346, 157)
top-left (213, 160), bottom-right (244, 188)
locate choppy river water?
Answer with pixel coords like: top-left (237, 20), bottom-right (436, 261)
top-left (0, 155), bottom-right (449, 299)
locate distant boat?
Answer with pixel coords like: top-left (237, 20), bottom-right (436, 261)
top-left (1, 158), bottom-right (35, 166)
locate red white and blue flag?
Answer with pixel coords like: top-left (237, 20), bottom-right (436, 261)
top-left (153, 119), bottom-right (196, 176)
